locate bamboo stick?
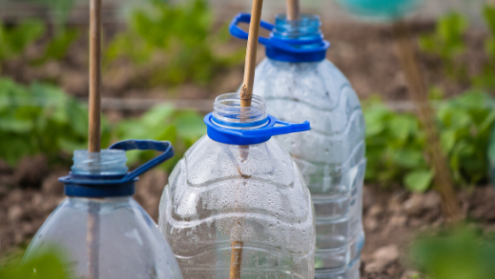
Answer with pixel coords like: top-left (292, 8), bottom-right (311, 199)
top-left (286, 0), bottom-right (300, 20)
top-left (392, 21), bottom-right (462, 222)
top-left (88, 0), bottom-right (102, 278)
top-left (89, 0), bottom-right (102, 153)
top-left (239, 0), bottom-right (263, 108)
top-left (230, 1), bottom-right (263, 278)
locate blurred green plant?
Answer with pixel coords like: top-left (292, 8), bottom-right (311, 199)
top-left (365, 90), bottom-right (495, 191)
top-left (411, 227), bottom-right (495, 279)
top-left (32, 28), bottom-right (79, 66)
top-left (472, 5), bottom-right (495, 90)
top-left (116, 104), bottom-right (206, 171)
top-left (105, 0), bottom-right (244, 87)
top-left (20, 0), bottom-right (76, 28)
top-left (0, 246), bottom-right (73, 279)
top-left (0, 19), bottom-right (79, 70)
top-left (419, 11), bottom-right (468, 81)
top-left (419, 6), bottom-right (495, 91)
top-left (0, 20), bottom-right (45, 70)
top-left (0, 78), bottom-right (111, 166)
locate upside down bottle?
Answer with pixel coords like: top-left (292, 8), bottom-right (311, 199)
top-left (230, 13), bottom-right (367, 279)
top-left (24, 140), bottom-right (183, 279)
top-left (159, 93), bottom-right (315, 278)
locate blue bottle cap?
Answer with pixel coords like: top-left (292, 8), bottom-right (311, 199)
top-left (60, 140), bottom-right (174, 198)
top-left (205, 113), bottom-right (311, 145)
top-left (229, 13), bottom-right (330, 63)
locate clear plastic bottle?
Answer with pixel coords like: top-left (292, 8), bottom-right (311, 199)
top-left (159, 93), bottom-right (315, 278)
top-left (24, 141), bottom-right (183, 279)
top-left (230, 14), bottom-right (367, 279)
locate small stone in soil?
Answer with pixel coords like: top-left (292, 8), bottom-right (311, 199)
top-left (365, 244), bottom-right (400, 273)
top-left (8, 205), bottom-right (24, 221)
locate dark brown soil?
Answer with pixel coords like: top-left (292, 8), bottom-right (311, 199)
top-left (1, 158), bottom-right (495, 278)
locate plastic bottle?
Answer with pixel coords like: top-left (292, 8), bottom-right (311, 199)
top-left (230, 13), bottom-right (367, 279)
top-left (24, 140), bottom-right (183, 279)
top-left (159, 93), bottom-right (315, 278)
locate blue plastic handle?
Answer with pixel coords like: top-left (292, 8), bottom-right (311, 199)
top-left (109, 140), bottom-right (174, 183)
top-left (227, 117), bottom-right (310, 138)
top-left (229, 13), bottom-right (330, 54)
top-left (229, 13), bottom-right (274, 44)
top-left (205, 113), bottom-right (311, 145)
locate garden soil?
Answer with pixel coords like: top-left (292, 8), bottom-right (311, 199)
top-left (1, 156), bottom-right (495, 279)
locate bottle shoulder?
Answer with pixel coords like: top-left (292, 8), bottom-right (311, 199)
top-left (165, 137), bottom-right (313, 222)
top-left (253, 58), bottom-right (362, 112)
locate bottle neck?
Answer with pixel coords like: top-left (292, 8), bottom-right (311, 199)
top-left (265, 13), bottom-right (328, 63)
top-left (272, 14), bottom-right (322, 43)
top-left (71, 150), bottom-right (128, 176)
top-left (212, 93), bottom-right (268, 130)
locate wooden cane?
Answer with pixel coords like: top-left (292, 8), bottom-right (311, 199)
top-left (286, 0), bottom-right (300, 20)
top-left (392, 21), bottom-right (461, 222)
top-left (230, 1), bottom-right (264, 278)
top-left (88, 0), bottom-right (102, 278)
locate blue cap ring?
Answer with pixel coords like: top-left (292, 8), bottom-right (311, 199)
top-left (205, 113), bottom-right (311, 145)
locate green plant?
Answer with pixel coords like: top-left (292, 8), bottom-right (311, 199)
top-left (0, 20), bottom-right (45, 69)
top-left (437, 91), bottom-right (495, 186)
top-left (364, 90), bottom-right (495, 191)
top-left (364, 97), bottom-right (428, 191)
top-left (472, 5), bottom-right (495, 91)
top-left (0, 246), bottom-right (73, 279)
top-left (20, 0), bottom-right (76, 27)
top-left (32, 28), bottom-right (79, 66)
top-left (0, 19), bottom-right (79, 70)
top-left (106, 0), bottom-right (244, 87)
top-left (116, 104), bottom-right (206, 171)
top-left (411, 227), bottom-right (495, 279)
top-left (419, 7), bottom-right (495, 91)
top-left (0, 78), bottom-right (111, 166)
top-left (419, 11), bottom-right (468, 81)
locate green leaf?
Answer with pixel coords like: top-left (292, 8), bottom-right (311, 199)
top-left (405, 170), bottom-right (434, 192)
top-left (0, 246), bottom-right (74, 279)
top-left (175, 111), bottom-right (206, 139)
top-left (483, 5), bottom-right (495, 37)
top-left (393, 148), bottom-right (425, 169)
top-left (440, 130), bottom-right (457, 154)
top-left (33, 28), bottom-right (79, 65)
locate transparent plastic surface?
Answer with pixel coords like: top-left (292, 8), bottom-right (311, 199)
top-left (159, 94), bottom-right (316, 279)
top-left (24, 149), bottom-right (183, 279)
top-left (252, 58), bottom-right (366, 279)
top-left (25, 197), bottom-right (183, 279)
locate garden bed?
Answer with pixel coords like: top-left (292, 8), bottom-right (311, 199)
top-left (1, 156), bottom-right (495, 278)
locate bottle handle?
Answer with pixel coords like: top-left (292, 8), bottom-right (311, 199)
top-left (241, 117), bottom-right (311, 138)
top-left (229, 13), bottom-right (274, 45)
top-left (109, 140), bottom-right (175, 182)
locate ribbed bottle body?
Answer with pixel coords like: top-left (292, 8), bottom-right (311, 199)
top-left (253, 58), bottom-right (366, 279)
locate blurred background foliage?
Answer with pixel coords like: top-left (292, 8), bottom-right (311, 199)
top-left (366, 90), bottom-right (495, 192)
top-left (419, 6), bottom-right (495, 91)
top-left (0, 1), bottom-right (494, 193)
top-left (411, 226), bottom-right (495, 279)
top-left (116, 104), bottom-right (206, 171)
top-left (0, 245), bottom-right (73, 279)
top-left (0, 78), bottom-right (111, 166)
top-left (105, 0), bottom-right (245, 87)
